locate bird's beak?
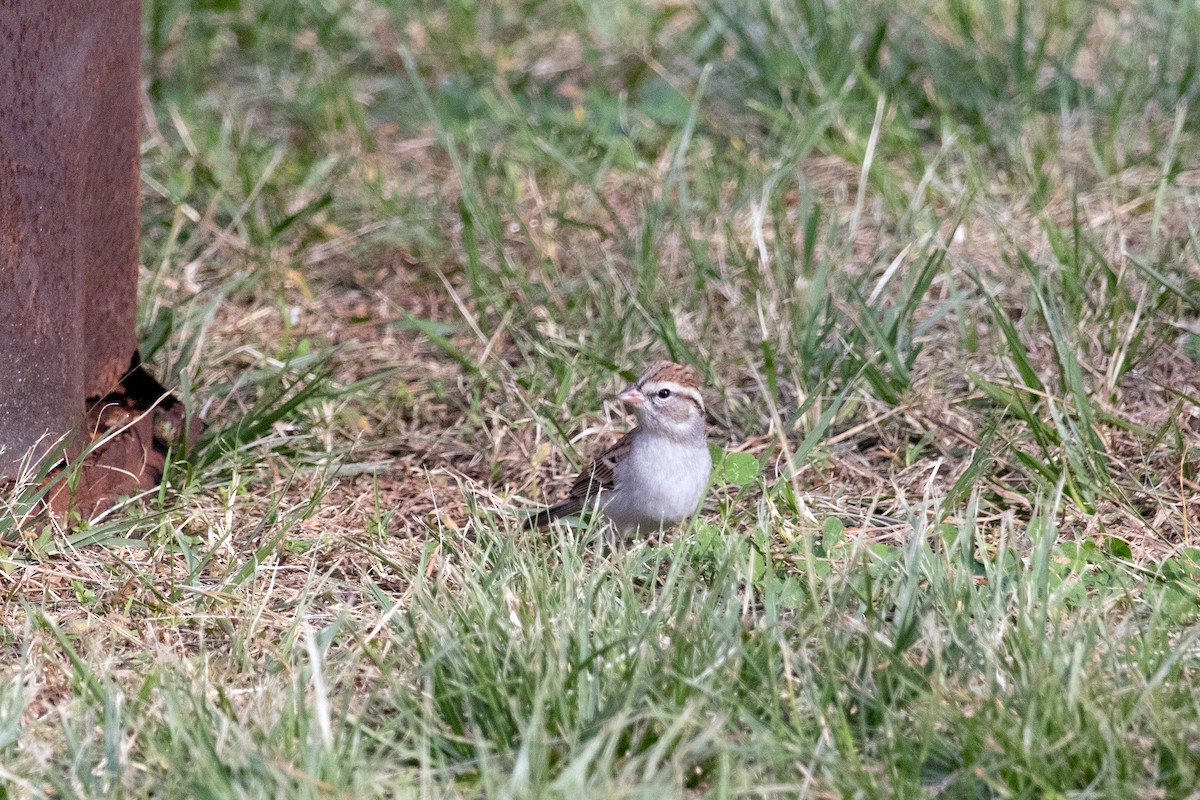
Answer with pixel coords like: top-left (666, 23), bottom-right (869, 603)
top-left (617, 385), bottom-right (645, 407)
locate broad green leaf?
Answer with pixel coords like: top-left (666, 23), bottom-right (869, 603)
top-left (711, 447), bottom-right (762, 487)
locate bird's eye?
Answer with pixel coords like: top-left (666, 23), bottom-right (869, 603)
top-left (657, 388), bottom-right (671, 399)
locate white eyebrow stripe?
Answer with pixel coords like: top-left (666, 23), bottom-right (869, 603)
top-left (644, 381), bottom-right (703, 409)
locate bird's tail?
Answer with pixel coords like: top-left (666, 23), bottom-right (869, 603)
top-left (524, 500), bottom-right (581, 530)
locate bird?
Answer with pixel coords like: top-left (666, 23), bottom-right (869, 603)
top-left (526, 361), bottom-right (712, 535)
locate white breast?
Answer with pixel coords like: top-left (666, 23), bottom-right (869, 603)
top-left (601, 434), bottom-right (712, 534)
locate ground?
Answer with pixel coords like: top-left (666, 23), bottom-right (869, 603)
top-left (3, 0), bottom-right (1200, 797)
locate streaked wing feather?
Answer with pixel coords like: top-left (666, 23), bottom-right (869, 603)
top-left (523, 428), bottom-right (639, 530)
top-left (565, 427), bottom-right (638, 504)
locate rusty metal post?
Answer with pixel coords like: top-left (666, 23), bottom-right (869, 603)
top-left (1, 0), bottom-right (185, 517)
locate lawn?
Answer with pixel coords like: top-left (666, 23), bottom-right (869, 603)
top-left (4, 0), bottom-right (1200, 796)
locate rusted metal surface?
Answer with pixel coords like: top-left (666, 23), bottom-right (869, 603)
top-left (0, 0), bottom-right (189, 519)
top-left (44, 357), bottom-right (194, 521)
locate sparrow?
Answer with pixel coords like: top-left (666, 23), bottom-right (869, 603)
top-left (526, 361), bottom-right (712, 535)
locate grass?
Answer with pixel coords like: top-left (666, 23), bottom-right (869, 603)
top-left (3, 0), bottom-right (1200, 795)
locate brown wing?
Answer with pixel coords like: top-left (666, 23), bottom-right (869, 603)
top-left (525, 428), bottom-right (639, 529)
top-left (564, 427), bottom-right (637, 502)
